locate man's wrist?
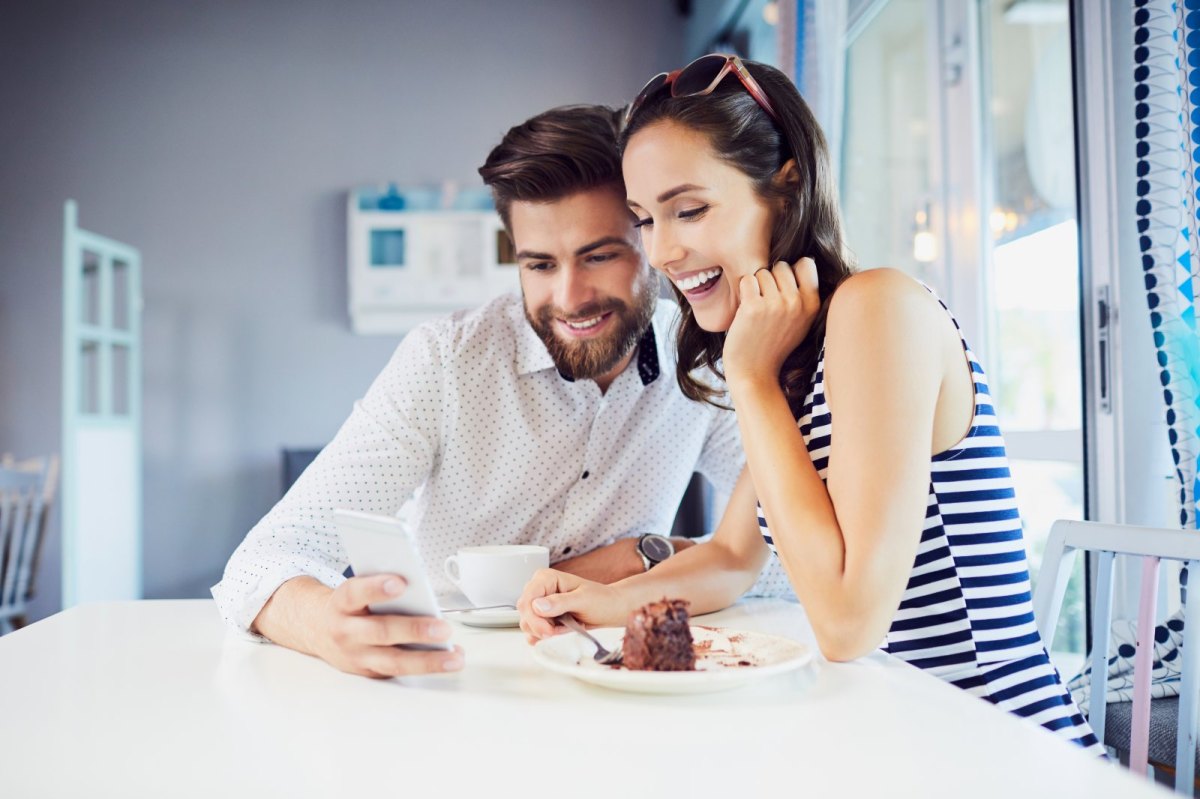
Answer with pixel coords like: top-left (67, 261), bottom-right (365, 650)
top-left (635, 533), bottom-right (695, 571)
top-left (253, 575), bottom-right (331, 656)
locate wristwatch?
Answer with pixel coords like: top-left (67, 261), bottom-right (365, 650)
top-left (636, 533), bottom-right (676, 571)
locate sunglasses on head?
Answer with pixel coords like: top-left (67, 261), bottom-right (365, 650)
top-left (624, 53), bottom-right (780, 128)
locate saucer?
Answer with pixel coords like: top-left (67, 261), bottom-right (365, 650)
top-left (453, 607), bottom-right (522, 628)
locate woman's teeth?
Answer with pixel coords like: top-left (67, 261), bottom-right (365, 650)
top-left (564, 314), bottom-right (603, 330)
top-left (675, 268), bottom-right (722, 291)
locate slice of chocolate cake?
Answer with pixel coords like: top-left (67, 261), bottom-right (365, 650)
top-left (622, 598), bottom-right (696, 671)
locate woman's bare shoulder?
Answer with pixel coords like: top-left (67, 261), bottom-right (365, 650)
top-left (826, 268), bottom-right (942, 337)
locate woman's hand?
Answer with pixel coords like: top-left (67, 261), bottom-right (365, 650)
top-left (723, 258), bottom-right (821, 390)
top-left (516, 568), bottom-right (628, 645)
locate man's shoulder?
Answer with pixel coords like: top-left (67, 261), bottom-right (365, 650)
top-left (649, 295), bottom-right (683, 366)
top-left (409, 293), bottom-right (524, 358)
top-left (646, 295), bottom-right (732, 411)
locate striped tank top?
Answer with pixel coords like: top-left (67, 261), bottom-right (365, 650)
top-left (757, 289), bottom-right (1104, 754)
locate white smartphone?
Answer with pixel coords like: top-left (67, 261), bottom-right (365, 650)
top-left (333, 508), bottom-right (451, 652)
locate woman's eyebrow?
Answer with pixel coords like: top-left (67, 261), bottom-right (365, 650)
top-left (657, 183), bottom-right (706, 203)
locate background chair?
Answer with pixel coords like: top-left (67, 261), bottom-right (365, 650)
top-left (0, 455), bottom-right (58, 634)
top-left (1033, 519), bottom-right (1200, 794)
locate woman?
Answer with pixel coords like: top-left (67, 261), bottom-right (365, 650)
top-left (517, 54), bottom-right (1102, 753)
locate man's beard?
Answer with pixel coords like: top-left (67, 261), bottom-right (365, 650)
top-left (524, 281), bottom-right (657, 382)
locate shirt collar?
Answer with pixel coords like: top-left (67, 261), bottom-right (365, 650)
top-left (513, 302), bottom-right (661, 387)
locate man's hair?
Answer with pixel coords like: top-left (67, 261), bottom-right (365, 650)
top-left (479, 105), bottom-right (624, 232)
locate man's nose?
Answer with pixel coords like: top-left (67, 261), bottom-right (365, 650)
top-left (554, 265), bottom-right (594, 313)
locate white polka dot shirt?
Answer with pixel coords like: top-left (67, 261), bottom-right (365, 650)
top-left (211, 293), bottom-right (794, 633)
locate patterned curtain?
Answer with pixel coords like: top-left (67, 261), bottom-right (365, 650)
top-left (1068, 0), bottom-right (1199, 711)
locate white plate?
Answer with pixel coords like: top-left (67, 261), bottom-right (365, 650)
top-left (453, 607), bottom-right (521, 628)
top-left (532, 625), bottom-right (812, 694)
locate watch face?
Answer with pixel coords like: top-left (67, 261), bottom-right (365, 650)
top-left (641, 534), bottom-right (672, 562)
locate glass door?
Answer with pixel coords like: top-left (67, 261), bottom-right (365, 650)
top-left (841, 0), bottom-right (1087, 669)
top-left (977, 0), bottom-right (1085, 665)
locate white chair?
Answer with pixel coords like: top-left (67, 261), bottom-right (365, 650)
top-left (1033, 519), bottom-right (1200, 794)
top-left (0, 455), bottom-right (57, 634)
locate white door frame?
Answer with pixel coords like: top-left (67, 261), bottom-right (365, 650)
top-left (61, 200), bottom-right (143, 606)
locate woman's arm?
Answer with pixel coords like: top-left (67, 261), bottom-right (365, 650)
top-left (517, 468), bottom-right (770, 641)
top-left (728, 268), bottom-right (951, 661)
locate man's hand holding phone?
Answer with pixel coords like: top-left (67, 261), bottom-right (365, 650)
top-left (252, 509), bottom-right (466, 679)
top-left (313, 574), bottom-right (464, 679)
top-left (253, 574), bottom-right (464, 679)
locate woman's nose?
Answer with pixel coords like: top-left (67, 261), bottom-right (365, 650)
top-left (645, 225), bottom-right (683, 272)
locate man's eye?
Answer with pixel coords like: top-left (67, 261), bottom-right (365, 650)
top-left (524, 262), bottom-right (553, 272)
top-left (678, 205), bottom-right (709, 220)
top-left (587, 252), bottom-right (617, 263)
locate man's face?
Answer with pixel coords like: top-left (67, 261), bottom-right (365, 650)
top-left (512, 186), bottom-right (657, 382)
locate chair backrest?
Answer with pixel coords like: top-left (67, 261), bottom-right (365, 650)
top-left (0, 457), bottom-right (56, 632)
top-left (1033, 520), bottom-right (1200, 794)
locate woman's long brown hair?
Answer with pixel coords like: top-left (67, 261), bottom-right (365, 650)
top-left (620, 60), bottom-right (855, 417)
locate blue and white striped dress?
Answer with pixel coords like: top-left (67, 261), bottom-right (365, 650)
top-left (757, 292), bottom-right (1105, 755)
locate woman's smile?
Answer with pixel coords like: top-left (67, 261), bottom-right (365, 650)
top-left (669, 266), bottom-right (724, 300)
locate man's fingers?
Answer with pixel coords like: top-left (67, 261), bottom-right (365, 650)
top-left (332, 574), bottom-right (406, 614)
top-left (359, 644), bottom-right (464, 678)
top-left (345, 613), bottom-right (452, 647)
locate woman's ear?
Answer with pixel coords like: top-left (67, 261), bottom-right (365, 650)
top-left (773, 158), bottom-right (801, 191)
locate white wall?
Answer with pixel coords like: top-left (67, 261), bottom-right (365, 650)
top-left (0, 0), bottom-right (684, 621)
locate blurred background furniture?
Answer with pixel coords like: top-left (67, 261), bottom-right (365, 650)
top-left (0, 455), bottom-right (58, 635)
top-left (1034, 519), bottom-right (1200, 794)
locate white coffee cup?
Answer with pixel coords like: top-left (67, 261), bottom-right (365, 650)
top-left (444, 545), bottom-right (549, 608)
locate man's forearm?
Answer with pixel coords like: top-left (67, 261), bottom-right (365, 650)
top-left (553, 537), bottom-right (695, 584)
top-left (251, 576), bottom-right (332, 656)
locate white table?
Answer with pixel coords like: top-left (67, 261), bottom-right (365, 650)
top-left (0, 599), bottom-right (1164, 798)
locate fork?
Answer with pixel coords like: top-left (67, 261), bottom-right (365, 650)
top-left (558, 613), bottom-right (623, 665)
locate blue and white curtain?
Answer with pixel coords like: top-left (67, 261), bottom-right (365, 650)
top-left (1134, 0), bottom-right (1200, 531)
top-left (1069, 0), bottom-right (1200, 711)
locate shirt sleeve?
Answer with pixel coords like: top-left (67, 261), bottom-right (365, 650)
top-left (693, 404), bottom-right (744, 513)
top-left (210, 323), bottom-right (446, 634)
top-left (694, 403), bottom-right (798, 601)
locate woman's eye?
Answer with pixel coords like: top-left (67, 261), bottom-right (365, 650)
top-left (633, 218), bottom-right (654, 228)
top-left (678, 205), bottom-right (709, 220)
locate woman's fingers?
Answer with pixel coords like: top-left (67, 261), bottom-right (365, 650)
top-left (771, 260), bottom-right (799, 293)
top-left (796, 257), bottom-right (819, 300)
top-left (755, 266), bottom-right (776, 296)
top-left (739, 273), bottom-right (762, 301)
top-left (517, 568), bottom-right (579, 642)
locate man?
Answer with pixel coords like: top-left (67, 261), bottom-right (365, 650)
top-left (212, 105), bottom-right (790, 678)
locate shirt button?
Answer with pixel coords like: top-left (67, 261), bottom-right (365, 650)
top-left (581, 470), bottom-right (590, 479)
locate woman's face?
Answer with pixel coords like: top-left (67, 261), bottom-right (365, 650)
top-left (623, 120), bottom-right (778, 333)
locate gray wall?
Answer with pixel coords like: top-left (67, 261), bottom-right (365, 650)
top-left (0, 0), bottom-right (685, 621)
